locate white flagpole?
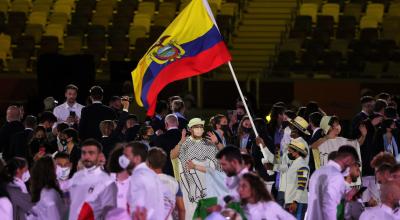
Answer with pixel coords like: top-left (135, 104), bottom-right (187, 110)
top-left (201, 0), bottom-right (274, 162)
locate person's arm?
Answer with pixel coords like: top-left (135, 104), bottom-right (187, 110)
top-left (171, 130), bottom-right (186, 159)
top-left (357, 123), bottom-right (368, 146)
top-left (176, 196), bottom-right (185, 220)
top-left (311, 136), bottom-right (328, 149)
top-left (187, 160), bottom-right (206, 173)
top-left (322, 176), bottom-right (346, 220)
top-left (206, 132), bottom-right (224, 150)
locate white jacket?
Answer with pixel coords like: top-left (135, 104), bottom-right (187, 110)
top-left (360, 204), bottom-right (398, 220)
top-left (244, 201), bottom-right (296, 220)
top-left (306, 160), bottom-right (346, 220)
top-left (284, 156), bottom-right (309, 204)
top-left (128, 163), bottom-right (165, 220)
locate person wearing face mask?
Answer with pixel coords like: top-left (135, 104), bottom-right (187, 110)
top-left (4, 157), bottom-right (34, 220)
top-left (306, 145), bottom-right (359, 220)
top-left (137, 125), bottom-right (156, 149)
top-left (54, 152), bottom-right (73, 181)
top-left (65, 138), bottom-right (117, 220)
top-left (312, 116), bottom-right (362, 172)
top-left (60, 128), bottom-right (81, 177)
top-left (170, 118), bottom-right (221, 219)
top-left (234, 116), bottom-right (255, 154)
top-left (360, 181), bottom-right (400, 220)
top-left (29, 126), bottom-right (55, 162)
top-left (284, 139), bottom-right (309, 220)
top-left (27, 155), bottom-right (65, 220)
top-left (210, 114), bottom-right (232, 148)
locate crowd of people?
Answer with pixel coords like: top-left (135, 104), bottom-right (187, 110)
top-left (1, 84), bottom-right (400, 220)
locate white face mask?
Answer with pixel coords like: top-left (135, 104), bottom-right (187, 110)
top-left (22, 170), bottom-right (30, 182)
top-left (119, 155), bottom-right (130, 169)
top-left (192, 127), bottom-right (204, 137)
top-left (56, 165), bottom-right (71, 180)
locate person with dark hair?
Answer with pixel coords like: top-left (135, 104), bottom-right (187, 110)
top-left (10, 115), bottom-right (37, 160)
top-left (0, 158), bottom-right (12, 220)
top-left (284, 139), bottom-right (309, 220)
top-left (151, 100), bottom-right (168, 134)
top-left (0, 105), bottom-right (25, 161)
top-left (307, 112), bottom-right (323, 175)
top-left (60, 128), bottom-right (81, 177)
top-left (107, 145), bottom-right (130, 212)
top-left (234, 116), bottom-right (255, 154)
top-left (216, 145), bottom-right (248, 202)
top-left (390, 164), bottom-right (400, 182)
top-left (27, 155), bottom-right (65, 219)
top-left (54, 152), bottom-right (72, 181)
top-left (109, 96), bottom-right (123, 118)
top-left (312, 116), bottom-right (361, 170)
top-left (29, 126), bottom-right (55, 162)
top-left (239, 173), bottom-right (295, 220)
top-left (241, 153), bottom-right (254, 171)
top-left (124, 114), bottom-right (141, 142)
top-left (172, 99), bottom-right (188, 130)
top-left (374, 99), bottom-right (388, 116)
top-left (4, 157), bottom-right (33, 220)
top-left (147, 147), bottom-right (186, 220)
top-left (65, 138), bottom-right (117, 220)
top-left (210, 114), bottom-right (232, 147)
top-left (79, 86), bottom-right (117, 141)
top-left (136, 125), bottom-right (155, 149)
top-left (53, 122), bottom-right (69, 151)
top-left (351, 96), bottom-right (375, 138)
top-left (153, 114), bottom-right (181, 177)
top-left (53, 84), bottom-right (84, 126)
top-left (307, 145), bottom-right (360, 220)
top-left (123, 141), bottom-right (165, 219)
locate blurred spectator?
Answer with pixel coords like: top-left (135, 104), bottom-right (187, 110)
top-left (0, 106), bottom-right (25, 160)
top-left (79, 86), bottom-right (117, 140)
top-left (53, 84), bottom-right (84, 126)
top-left (43, 97), bottom-right (58, 112)
top-left (10, 115), bottom-right (37, 159)
top-left (172, 99), bottom-right (188, 130)
top-left (59, 128), bottom-right (80, 177)
top-left (151, 100), bottom-right (168, 135)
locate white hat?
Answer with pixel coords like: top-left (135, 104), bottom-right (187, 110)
top-left (188, 118), bottom-right (205, 128)
top-left (289, 116), bottom-right (310, 135)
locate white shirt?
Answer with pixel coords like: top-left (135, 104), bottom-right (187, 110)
top-left (53, 101), bottom-right (84, 124)
top-left (0, 197), bottom-right (12, 220)
top-left (27, 188), bottom-right (65, 220)
top-left (67, 166), bottom-right (116, 220)
top-left (245, 201), bottom-right (296, 220)
top-left (360, 204), bottom-right (398, 220)
top-left (114, 175), bottom-right (130, 211)
top-left (225, 167), bottom-right (249, 202)
top-left (306, 160), bottom-right (346, 220)
top-left (158, 173), bottom-right (179, 220)
top-left (128, 163), bottom-right (165, 220)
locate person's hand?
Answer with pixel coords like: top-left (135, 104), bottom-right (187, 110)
top-left (207, 131), bottom-right (218, 145)
top-left (206, 205), bottom-right (222, 214)
top-left (345, 188), bottom-right (358, 201)
top-left (255, 136), bottom-right (266, 147)
top-left (368, 198), bottom-right (378, 207)
top-left (288, 202), bottom-right (297, 213)
top-left (263, 162), bottom-right (274, 170)
top-left (33, 151), bottom-right (45, 161)
top-left (187, 160), bottom-right (195, 170)
top-left (359, 124), bottom-right (368, 137)
top-left (155, 129), bottom-right (163, 136)
top-left (180, 129), bottom-right (187, 143)
top-left (372, 116), bottom-right (383, 126)
top-left (133, 207), bottom-right (147, 220)
top-left (121, 96), bottom-right (130, 110)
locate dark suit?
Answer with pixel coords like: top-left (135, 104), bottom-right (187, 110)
top-left (9, 128), bottom-right (34, 160)
top-left (150, 115), bottom-right (165, 132)
top-left (153, 128), bottom-right (181, 176)
top-left (251, 133), bottom-right (275, 181)
top-left (79, 102), bottom-right (117, 141)
top-left (308, 128), bottom-right (324, 175)
top-left (125, 125), bottom-right (141, 142)
top-left (0, 120), bottom-right (25, 160)
top-left (177, 117), bottom-right (188, 131)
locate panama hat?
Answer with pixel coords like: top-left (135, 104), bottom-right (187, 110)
top-left (188, 118), bottom-right (205, 128)
top-left (289, 116), bottom-right (310, 135)
top-left (288, 139), bottom-right (308, 157)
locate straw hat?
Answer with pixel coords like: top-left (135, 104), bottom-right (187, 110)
top-left (188, 118), bottom-right (205, 128)
top-left (320, 116), bottom-right (332, 134)
top-left (289, 116), bottom-right (310, 135)
top-left (288, 139), bottom-right (308, 157)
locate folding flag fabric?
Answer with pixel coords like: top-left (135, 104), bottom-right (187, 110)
top-left (131, 0), bottom-right (231, 116)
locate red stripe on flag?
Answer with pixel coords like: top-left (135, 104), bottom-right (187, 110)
top-left (145, 41), bottom-right (231, 116)
top-left (77, 202), bottom-right (95, 220)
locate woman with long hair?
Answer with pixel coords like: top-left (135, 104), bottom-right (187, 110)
top-left (4, 157), bottom-right (33, 220)
top-left (27, 155), bottom-right (65, 219)
top-left (60, 128), bottom-right (81, 177)
top-left (210, 114), bottom-right (232, 147)
top-left (238, 173), bottom-right (295, 220)
top-left (235, 116), bottom-right (255, 154)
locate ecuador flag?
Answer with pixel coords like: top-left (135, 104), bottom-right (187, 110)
top-left (131, 0), bottom-right (231, 116)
